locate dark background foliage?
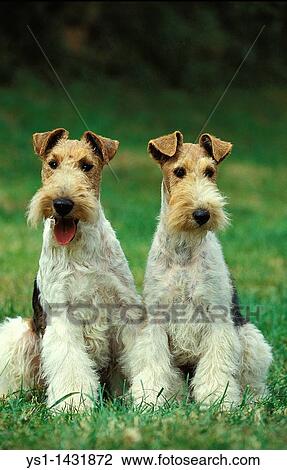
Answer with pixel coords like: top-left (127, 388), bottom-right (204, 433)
top-left (1, 1), bottom-right (286, 88)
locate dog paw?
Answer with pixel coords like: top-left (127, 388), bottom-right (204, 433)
top-left (129, 381), bottom-right (183, 409)
top-left (194, 383), bottom-right (241, 410)
top-left (47, 389), bottom-right (97, 412)
top-left (129, 384), bottom-right (167, 408)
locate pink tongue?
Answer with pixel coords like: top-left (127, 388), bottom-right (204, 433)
top-left (54, 219), bottom-right (77, 245)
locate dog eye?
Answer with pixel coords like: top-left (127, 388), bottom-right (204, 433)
top-left (48, 160), bottom-right (58, 170)
top-left (173, 167), bottom-right (186, 178)
top-left (81, 163), bottom-right (94, 172)
top-left (204, 167), bottom-right (215, 178)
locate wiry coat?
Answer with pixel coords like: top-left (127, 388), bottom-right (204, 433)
top-left (37, 209), bottom-right (141, 409)
top-left (131, 131), bottom-right (273, 408)
top-left (0, 129), bottom-right (142, 410)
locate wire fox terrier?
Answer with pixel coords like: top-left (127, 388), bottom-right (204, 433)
top-left (131, 131), bottom-right (273, 408)
top-left (0, 128), bottom-right (142, 410)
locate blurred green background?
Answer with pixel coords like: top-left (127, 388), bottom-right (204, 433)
top-left (0, 1), bottom-right (286, 450)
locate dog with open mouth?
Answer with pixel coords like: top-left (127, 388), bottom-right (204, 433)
top-left (0, 128), bottom-right (143, 410)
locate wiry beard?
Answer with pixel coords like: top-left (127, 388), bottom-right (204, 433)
top-left (27, 171), bottom-right (99, 228)
top-left (166, 179), bottom-right (229, 235)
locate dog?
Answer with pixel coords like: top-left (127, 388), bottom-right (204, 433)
top-left (0, 128), bottom-right (142, 410)
top-left (131, 131), bottom-right (273, 409)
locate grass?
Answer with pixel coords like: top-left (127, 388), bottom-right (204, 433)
top-left (0, 74), bottom-right (286, 449)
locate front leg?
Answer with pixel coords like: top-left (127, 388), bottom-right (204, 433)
top-left (42, 316), bottom-right (99, 411)
top-left (192, 323), bottom-right (242, 409)
top-left (121, 324), bottom-right (184, 407)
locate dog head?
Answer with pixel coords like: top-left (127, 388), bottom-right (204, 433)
top-left (148, 131), bottom-right (232, 234)
top-left (28, 128), bottom-right (119, 245)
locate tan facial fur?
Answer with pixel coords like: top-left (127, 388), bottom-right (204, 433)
top-left (27, 128), bottom-right (119, 239)
top-left (148, 132), bottom-right (232, 234)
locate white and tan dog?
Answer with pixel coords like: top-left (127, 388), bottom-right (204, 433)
top-left (0, 128), bottom-right (142, 410)
top-left (129, 131), bottom-right (273, 409)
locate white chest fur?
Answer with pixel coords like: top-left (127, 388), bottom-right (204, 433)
top-left (36, 208), bottom-right (141, 409)
top-left (144, 213), bottom-right (233, 363)
top-left (38, 210), bottom-right (139, 318)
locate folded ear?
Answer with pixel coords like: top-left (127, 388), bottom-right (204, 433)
top-left (148, 131), bottom-right (183, 164)
top-left (33, 128), bottom-right (69, 157)
top-left (199, 133), bottom-right (232, 164)
top-left (82, 131), bottom-right (119, 164)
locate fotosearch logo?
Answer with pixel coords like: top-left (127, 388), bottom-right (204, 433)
top-left (41, 299), bottom-right (264, 327)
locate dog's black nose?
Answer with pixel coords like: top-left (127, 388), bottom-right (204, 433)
top-left (193, 209), bottom-right (210, 226)
top-left (53, 198), bottom-right (74, 217)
